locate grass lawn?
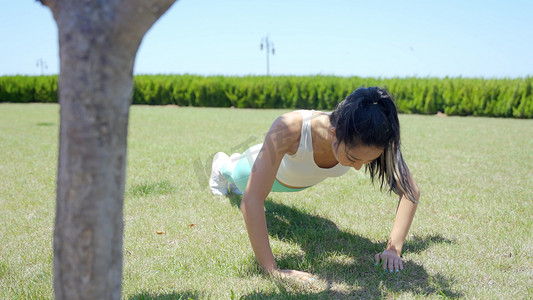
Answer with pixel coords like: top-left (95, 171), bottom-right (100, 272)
top-left (0, 103), bottom-right (532, 299)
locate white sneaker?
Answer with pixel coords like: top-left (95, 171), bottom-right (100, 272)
top-left (228, 153), bottom-right (243, 195)
top-left (209, 152), bottom-right (230, 195)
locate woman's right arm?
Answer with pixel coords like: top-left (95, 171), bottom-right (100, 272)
top-left (240, 112), bottom-right (315, 282)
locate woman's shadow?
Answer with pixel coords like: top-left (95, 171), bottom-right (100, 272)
top-left (228, 194), bottom-right (462, 299)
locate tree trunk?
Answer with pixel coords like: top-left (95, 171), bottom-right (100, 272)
top-left (40, 0), bottom-right (176, 298)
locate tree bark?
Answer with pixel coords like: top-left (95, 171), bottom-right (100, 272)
top-left (40, 0), bottom-right (176, 298)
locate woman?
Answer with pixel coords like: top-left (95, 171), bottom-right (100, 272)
top-left (209, 87), bottom-right (420, 282)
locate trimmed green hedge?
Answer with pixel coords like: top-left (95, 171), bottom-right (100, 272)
top-left (1, 75), bottom-right (532, 118)
top-left (0, 75), bottom-right (58, 103)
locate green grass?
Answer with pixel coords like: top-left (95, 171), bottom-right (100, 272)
top-left (0, 103), bottom-right (532, 299)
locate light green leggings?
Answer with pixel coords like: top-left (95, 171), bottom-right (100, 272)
top-left (221, 144), bottom-right (310, 193)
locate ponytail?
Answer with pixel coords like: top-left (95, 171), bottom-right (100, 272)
top-left (330, 87), bottom-right (419, 203)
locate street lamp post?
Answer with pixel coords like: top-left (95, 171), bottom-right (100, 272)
top-left (36, 58), bottom-right (48, 75)
top-left (260, 35), bottom-right (275, 76)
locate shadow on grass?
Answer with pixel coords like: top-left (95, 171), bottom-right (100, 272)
top-left (128, 180), bottom-right (176, 198)
top-left (227, 194), bottom-right (461, 299)
top-left (128, 291), bottom-right (200, 300)
top-left (36, 122), bottom-right (55, 126)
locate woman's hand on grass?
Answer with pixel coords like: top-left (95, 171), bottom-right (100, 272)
top-left (375, 249), bottom-right (403, 273)
top-left (270, 269), bottom-right (316, 283)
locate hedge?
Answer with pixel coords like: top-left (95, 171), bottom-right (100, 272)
top-left (1, 75), bottom-right (532, 118)
top-left (0, 75), bottom-right (57, 103)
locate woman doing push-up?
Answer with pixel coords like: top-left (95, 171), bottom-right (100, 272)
top-left (209, 86), bottom-right (420, 282)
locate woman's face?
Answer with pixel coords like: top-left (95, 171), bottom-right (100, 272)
top-left (333, 141), bottom-right (383, 170)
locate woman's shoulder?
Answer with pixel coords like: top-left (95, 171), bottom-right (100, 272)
top-left (271, 111), bottom-right (303, 136)
top-left (265, 111), bottom-right (304, 153)
top-left (273, 109), bottom-right (329, 136)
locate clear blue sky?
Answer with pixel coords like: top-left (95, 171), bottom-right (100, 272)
top-left (1, 0), bottom-right (532, 78)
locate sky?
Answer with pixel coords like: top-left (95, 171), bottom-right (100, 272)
top-left (1, 0), bottom-right (532, 78)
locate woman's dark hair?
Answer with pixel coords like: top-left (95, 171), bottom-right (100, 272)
top-left (329, 87), bottom-right (418, 203)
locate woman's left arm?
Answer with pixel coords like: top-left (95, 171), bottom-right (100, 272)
top-left (375, 195), bottom-right (418, 272)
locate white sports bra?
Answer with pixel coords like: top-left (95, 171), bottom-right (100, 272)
top-left (276, 110), bottom-right (350, 188)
